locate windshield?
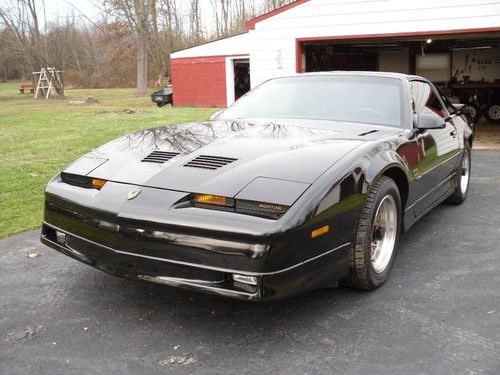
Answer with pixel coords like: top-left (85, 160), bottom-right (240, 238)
top-left (219, 75), bottom-right (403, 127)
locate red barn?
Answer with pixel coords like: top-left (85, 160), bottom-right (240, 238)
top-left (170, 33), bottom-right (250, 108)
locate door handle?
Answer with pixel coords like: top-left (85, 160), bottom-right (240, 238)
top-left (450, 130), bottom-right (457, 137)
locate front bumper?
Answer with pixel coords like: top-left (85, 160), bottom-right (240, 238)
top-left (41, 221), bottom-right (349, 301)
top-left (41, 176), bottom-right (355, 300)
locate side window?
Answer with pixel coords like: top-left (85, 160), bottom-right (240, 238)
top-left (410, 81), bottom-right (447, 118)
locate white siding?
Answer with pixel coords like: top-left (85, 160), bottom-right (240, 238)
top-left (249, 0), bottom-right (500, 86)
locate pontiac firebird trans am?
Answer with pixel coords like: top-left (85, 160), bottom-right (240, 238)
top-left (41, 72), bottom-right (473, 301)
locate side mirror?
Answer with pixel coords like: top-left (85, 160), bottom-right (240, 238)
top-left (415, 114), bottom-right (446, 130)
top-left (209, 109), bottom-right (225, 120)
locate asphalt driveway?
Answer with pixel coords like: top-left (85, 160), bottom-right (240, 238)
top-left (1, 150), bottom-right (499, 375)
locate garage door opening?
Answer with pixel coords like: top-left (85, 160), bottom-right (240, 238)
top-left (297, 35), bottom-right (500, 148)
top-left (234, 59), bottom-right (250, 100)
top-left (226, 57), bottom-right (250, 107)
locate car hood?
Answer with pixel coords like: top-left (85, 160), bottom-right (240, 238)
top-left (63, 118), bottom-right (397, 199)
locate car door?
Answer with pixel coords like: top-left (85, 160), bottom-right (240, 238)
top-left (409, 80), bottom-right (460, 217)
top-left (440, 93), bottom-right (472, 151)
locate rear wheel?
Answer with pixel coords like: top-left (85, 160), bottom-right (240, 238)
top-left (446, 146), bottom-right (471, 205)
top-left (341, 176), bottom-right (401, 290)
top-left (485, 103), bottom-right (500, 124)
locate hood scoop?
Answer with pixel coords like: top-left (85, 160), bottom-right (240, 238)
top-left (141, 151), bottom-right (180, 164)
top-left (184, 155), bottom-right (237, 170)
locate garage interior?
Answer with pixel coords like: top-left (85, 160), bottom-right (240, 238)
top-left (233, 58), bottom-right (250, 101)
top-left (300, 34), bottom-right (500, 148)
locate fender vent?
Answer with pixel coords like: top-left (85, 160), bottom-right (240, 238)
top-left (141, 151), bottom-right (180, 163)
top-left (184, 155), bottom-right (237, 170)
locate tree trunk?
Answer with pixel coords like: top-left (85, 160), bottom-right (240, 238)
top-left (134, 0), bottom-right (149, 96)
top-left (136, 32), bottom-right (148, 96)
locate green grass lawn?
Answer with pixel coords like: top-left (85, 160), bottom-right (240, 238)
top-left (0, 83), bottom-right (216, 238)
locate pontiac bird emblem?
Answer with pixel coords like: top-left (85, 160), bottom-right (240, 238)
top-left (127, 188), bottom-right (142, 200)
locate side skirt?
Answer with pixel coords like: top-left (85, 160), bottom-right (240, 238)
top-left (402, 175), bottom-right (456, 232)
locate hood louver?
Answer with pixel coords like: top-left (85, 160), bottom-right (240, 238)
top-left (184, 155), bottom-right (237, 170)
top-left (141, 151), bottom-right (180, 164)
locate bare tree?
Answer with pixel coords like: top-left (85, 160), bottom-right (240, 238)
top-left (135, 0), bottom-right (149, 95)
top-left (210, 0), bottom-right (263, 38)
top-left (104, 0), bottom-right (152, 95)
top-left (156, 0), bottom-right (182, 79)
top-left (0, 0), bottom-right (295, 89)
top-left (149, 0), bottom-right (164, 82)
top-left (265, 0), bottom-right (295, 12)
top-left (0, 0), bottom-right (65, 95)
top-left (189, 0), bottom-right (203, 44)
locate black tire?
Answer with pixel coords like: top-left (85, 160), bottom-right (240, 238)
top-left (462, 104), bottom-right (481, 123)
top-left (341, 176), bottom-right (402, 290)
top-left (446, 146), bottom-right (471, 205)
top-left (484, 103), bottom-right (500, 124)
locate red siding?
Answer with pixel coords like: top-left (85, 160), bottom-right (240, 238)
top-left (171, 56), bottom-right (226, 107)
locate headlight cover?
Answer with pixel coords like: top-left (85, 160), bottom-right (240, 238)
top-left (190, 193), bottom-right (290, 220)
top-left (191, 177), bottom-right (310, 220)
top-left (60, 172), bottom-right (107, 190)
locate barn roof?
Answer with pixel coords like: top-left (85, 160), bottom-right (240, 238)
top-left (170, 33), bottom-right (250, 59)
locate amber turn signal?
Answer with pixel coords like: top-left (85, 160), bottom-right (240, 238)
top-left (311, 225), bottom-right (329, 238)
top-left (192, 193), bottom-right (229, 206)
top-left (91, 178), bottom-right (107, 190)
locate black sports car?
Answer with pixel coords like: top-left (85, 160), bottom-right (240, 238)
top-left (41, 72), bottom-right (473, 301)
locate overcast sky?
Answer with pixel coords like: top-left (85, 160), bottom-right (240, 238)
top-left (33, 0), bottom-right (226, 31)
top-left (45, 0), bottom-right (101, 21)
top-left (1, 0), bottom-right (270, 34)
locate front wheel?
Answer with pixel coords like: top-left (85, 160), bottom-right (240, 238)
top-left (341, 176), bottom-right (401, 290)
top-left (446, 146), bottom-right (471, 205)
